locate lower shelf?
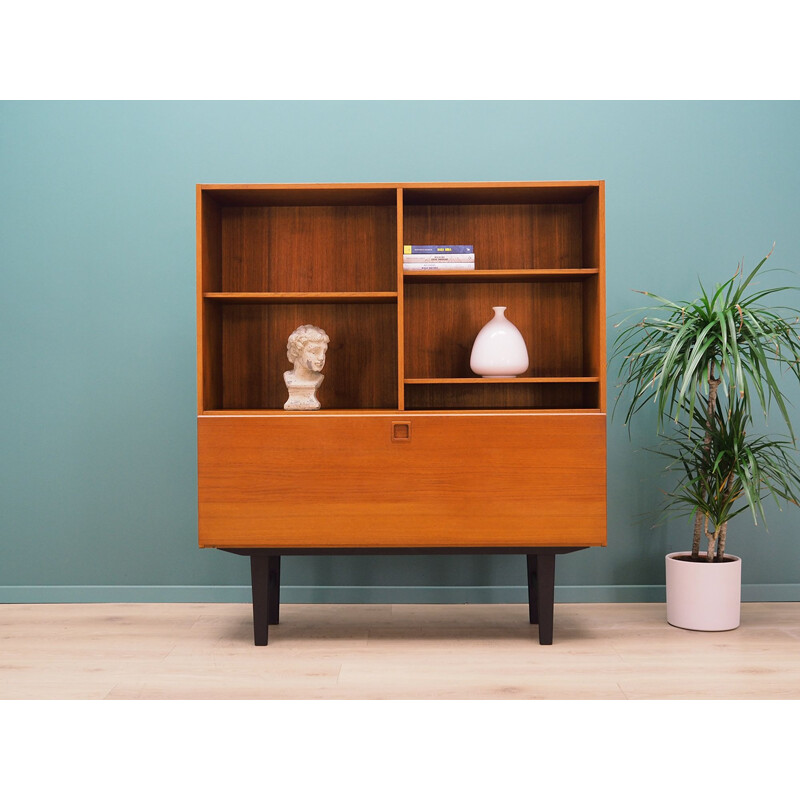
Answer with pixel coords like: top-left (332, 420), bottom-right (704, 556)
top-left (208, 300), bottom-right (398, 409)
top-left (404, 380), bottom-right (600, 410)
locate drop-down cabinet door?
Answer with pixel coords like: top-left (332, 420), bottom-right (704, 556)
top-left (198, 413), bottom-right (606, 549)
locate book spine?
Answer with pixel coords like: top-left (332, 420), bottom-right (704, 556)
top-left (403, 245), bottom-right (474, 254)
top-left (403, 263), bottom-right (476, 271)
top-left (403, 253), bottom-right (475, 263)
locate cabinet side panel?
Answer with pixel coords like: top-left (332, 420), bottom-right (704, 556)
top-left (198, 414), bottom-right (606, 548)
top-left (396, 188), bottom-right (405, 409)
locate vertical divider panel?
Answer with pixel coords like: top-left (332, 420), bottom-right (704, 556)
top-left (396, 187), bottom-right (405, 410)
top-left (196, 185), bottom-right (205, 415)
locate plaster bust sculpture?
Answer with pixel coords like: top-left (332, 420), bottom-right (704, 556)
top-left (283, 324), bottom-right (330, 410)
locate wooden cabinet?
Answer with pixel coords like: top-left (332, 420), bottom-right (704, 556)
top-left (196, 182), bottom-right (607, 644)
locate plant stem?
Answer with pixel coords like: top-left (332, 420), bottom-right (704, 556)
top-left (704, 514), bottom-right (716, 562)
top-left (691, 510), bottom-right (704, 559)
top-left (717, 521), bottom-right (728, 562)
top-left (692, 370), bottom-right (722, 559)
top-left (715, 466), bottom-right (737, 561)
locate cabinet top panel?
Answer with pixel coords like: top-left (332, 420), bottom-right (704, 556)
top-left (198, 181), bottom-right (603, 207)
top-left (199, 185), bottom-right (398, 207)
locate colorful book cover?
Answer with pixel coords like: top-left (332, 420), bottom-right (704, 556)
top-left (403, 245), bottom-right (474, 254)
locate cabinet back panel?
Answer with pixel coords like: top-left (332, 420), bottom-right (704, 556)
top-left (220, 303), bottom-right (398, 409)
top-left (405, 383), bottom-right (599, 410)
top-left (582, 275), bottom-right (602, 391)
top-left (404, 281), bottom-right (585, 379)
top-left (199, 194), bottom-right (223, 292)
top-left (201, 301), bottom-right (223, 411)
top-left (220, 206), bottom-right (397, 292)
top-left (403, 204), bottom-right (583, 269)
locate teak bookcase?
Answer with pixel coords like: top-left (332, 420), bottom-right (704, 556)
top-left (197, 181), bottom-right (607, 645)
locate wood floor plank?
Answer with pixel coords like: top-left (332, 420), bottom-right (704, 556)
top-left (1, 602), bottom-right (799, 699)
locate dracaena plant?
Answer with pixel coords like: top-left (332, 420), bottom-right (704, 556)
top-left (654, 397), bottom-right (800, 561)
top-left (612, 247), bottom-right (800, 561)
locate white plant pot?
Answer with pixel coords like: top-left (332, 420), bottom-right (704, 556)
top-left (665, 551), bottom-right (742, 631)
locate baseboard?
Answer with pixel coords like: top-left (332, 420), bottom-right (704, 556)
top-left (1, 584), bottom-right (799, 604)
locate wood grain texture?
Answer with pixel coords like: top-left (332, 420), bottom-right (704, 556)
top-left (581, 184), bottom-right (606, 408)
top-left (196, 182), bottom-right (607, 553)
top-left (198, 413), bottom-right (607, 548)
top-left (596, 182), bottom-right (607, 411)
top-left (201, 182), bottom-right (600, 206)
top-left (197, 190), bottom-right (223, 413)
top-left (403, 203), bottom-right (583, 270)
top-left (404, 382), bottom-right (599, 411)
top-left (198, 182), bottom-right (605, 414)
top-left (401, 183), bottom-right (598, 205)
top-left (203, 292), bottom-right (397, 304)
top-left (200, 184), bottom-right (398, 207)
top-left (4, 602), bottom-right (799, 700)
top-left (402, 269), bottom-right (599, 283)
top-left (396, 188), bottom-right (405, 410)
top-left (404, 280), bottom-right (586, 379)
top-left (219, 302), bottom-right (397, 410)
top-left (220, 205), bottom-right (396, 292)
top-left (202, 300), bottom-right (223, 411)
top-left (404, 377), bottom-right (600, 384)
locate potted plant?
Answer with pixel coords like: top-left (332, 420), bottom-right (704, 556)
top-left (612, 247), bottom-right (800, 630)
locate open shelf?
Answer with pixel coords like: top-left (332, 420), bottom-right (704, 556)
top-left (201, 195), bottom-right (397, 294)
top-left (203, 301), bottom-right (397, 411)
top-left (403, 280), bottom-right (594, 380)
top-left (404, 381), bottom-right (601, 411)
top-left (198, 182), bottom-right (605, 415)
top-left (404, 377), bottom-right (600, 384)
top-left (204, 292), bottom-right (397, 304)
top-left (402, 269), bottom-right (598, 283)
top-left (402, 187), bottom-right (600, 271)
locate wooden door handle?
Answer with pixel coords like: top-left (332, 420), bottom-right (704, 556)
top-left (391, 421), bottom-right (411, 442)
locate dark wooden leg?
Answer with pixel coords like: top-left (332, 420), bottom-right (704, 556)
top-left (268, 555), bottom-right (281, 625)
top-left (526, 554), bottom-right (539, 624)
top-left (535, 553), bottom-right (556, 645)
top-left (250, 554), bottom-right (270, 646)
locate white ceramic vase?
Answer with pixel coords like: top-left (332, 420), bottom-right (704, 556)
top-left (665, 551), bottom-right (742, 631)
top-left (469, 306), bottom-right (529, 378)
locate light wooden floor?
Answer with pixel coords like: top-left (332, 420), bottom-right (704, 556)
top-left (1, 602), bottom-right (799, 699)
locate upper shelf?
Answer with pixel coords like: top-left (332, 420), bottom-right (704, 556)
top-left (402, 269), bottom-right (599, 283)
top-left (199, 181), bottom-right (602, 206)
top-left (401, 182), bottom-right (601, 205)
top-left (203, 292), bottom-right (398, 304)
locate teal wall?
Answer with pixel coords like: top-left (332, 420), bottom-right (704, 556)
top-left (2, 100), bottom-right (799, 603)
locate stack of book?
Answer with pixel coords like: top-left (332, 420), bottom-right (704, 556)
top-left (403, 245), bottom-right (475, 271)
